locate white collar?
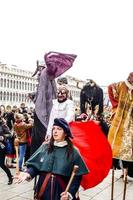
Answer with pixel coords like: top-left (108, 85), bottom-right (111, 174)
top-left (125, 80), bottom-right (133, 90)
top-left (125, 80), bottom-right (133, 100)
top-left (54, 140), bottom-right (68, 147)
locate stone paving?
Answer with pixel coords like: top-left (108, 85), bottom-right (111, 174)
top-left (0, 168), bottom-right (133, 200)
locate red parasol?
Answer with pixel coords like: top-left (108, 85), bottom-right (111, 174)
top-left (69, 120), bottom-right (112, 189)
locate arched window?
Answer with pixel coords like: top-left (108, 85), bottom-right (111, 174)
top-left (25, 94), bottom-right (27, 102)
top-left (7, 79), bottom-right (9, 88)
top-left (13, 93), bottom-right (15, 101)
top-left (13, 80), bottom-right (15, 89)
top-left (4, 79), bottom-right (6, 87)
top-left (0, 78), bottom-right (3, 87)
top-left (19, 93), bottom-right (21, 101)
top-left (16, 81), bottom-right (18, 89)
top-left (16, 93), bottom-right (18, 101)
top-left (3, 92), bottom-right (6, 101)
top-left (19, 82), bottom-right (21, 90)
top-left (25, 82), bottom-right (27, 90)
top-left (22, 82), bottom-right (24, 90)
top-left (22, 94), bottom-right (24, 102)
top-left (10, 80), bottom-right (12, 88)
top-left (10, 93), bottom-right (12, 101)
top-left (0, 91), bottom-right (2, 100)
top-left (7, 92), bottom-right (9, 101)
top-left (30, 83), bottom-right (32, 91)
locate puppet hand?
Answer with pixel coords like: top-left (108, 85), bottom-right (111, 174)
top-left (13, 172), bottom-right (31, 183)
top-left (0, 136), bottom-right (4, 141)
top-left (45, 134), bottom-right (51, 142)
top-left (60, 192), bottom-right (72, 200)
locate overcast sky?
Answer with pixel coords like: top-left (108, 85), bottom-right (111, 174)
top-left (0, 0), bottom-right (133, 85)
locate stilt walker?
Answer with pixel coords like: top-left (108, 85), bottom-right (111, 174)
top-left (108, 72), bottom-right (133, 200)
top-left (28, 51), bottom-right (77, 198)
top-left (111, 165), bottom-right (115, 200)
top-left (122, 168), bottom-right (128, 200)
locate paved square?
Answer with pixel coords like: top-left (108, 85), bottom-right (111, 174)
top-left (0, 168), bottom-right (133, 199)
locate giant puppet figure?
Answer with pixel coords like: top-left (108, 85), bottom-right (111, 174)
top-left (80, 79), bottom-right (104, 118)
top-left (108, 72), bottom-right (133, 200)
top-left (29, 52), bottom-right (77, 154)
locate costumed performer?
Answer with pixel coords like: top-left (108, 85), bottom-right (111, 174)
top-left (14, 118), bottom-right (89, 200)
top-left (29, 52), bottom-right (77, 155)
top-left (108, 72), bottom-right (133, 180)
top-left (45, 84), bottom-right (75, 140)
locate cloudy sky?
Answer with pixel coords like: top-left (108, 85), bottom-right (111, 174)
top-left (0, 0), bottom-right (133, 85)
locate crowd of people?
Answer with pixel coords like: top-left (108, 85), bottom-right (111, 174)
top-left (0, 99), bottom-right (111, 199)
top-left (0, 84), bottom-right (114, 199)
top-left (0, 103), bottom-right (34, 183)
top-left (0, 51), bottom-right (132, 200)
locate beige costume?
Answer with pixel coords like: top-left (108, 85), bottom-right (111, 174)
top-left (108, 80), bottom-right (133, 161)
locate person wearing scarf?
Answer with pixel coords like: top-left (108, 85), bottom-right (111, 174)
top-left (108, 72), bottom-right (133, 179)
top-left (14, 118), bottom-right (89, 200)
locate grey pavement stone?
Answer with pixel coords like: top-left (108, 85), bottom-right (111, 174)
top-left (0, 168), bottom-right (133, 199)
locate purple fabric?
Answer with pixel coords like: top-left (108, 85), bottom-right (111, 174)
top-left (35, 69), bottom-right (57, 128)
top-left (35, 52), bottom-right (77, 128)
top-left (44, 52), bottom-right (77, 78)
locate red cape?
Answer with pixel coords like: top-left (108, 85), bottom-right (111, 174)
top-left (69, 120), bottom-right (112, 189)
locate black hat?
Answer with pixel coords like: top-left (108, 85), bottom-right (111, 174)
top-left (53, 118), bottom-right (73, 138)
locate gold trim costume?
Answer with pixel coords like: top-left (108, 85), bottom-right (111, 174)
top-left (108, 80), bottom-right (133, 161)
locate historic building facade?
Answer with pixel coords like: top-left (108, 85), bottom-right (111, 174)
top-left (0, 62), bottom-right (108, 109)
top-left (0, 63), bottom-right (37, 107)
top-left (0, 63), bottom-right (85, 108)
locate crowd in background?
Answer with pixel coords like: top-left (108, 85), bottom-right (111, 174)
top-left (0, 103), bottom-right (34, 177)
top-left (0, 101), bottom-right (111, 174)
